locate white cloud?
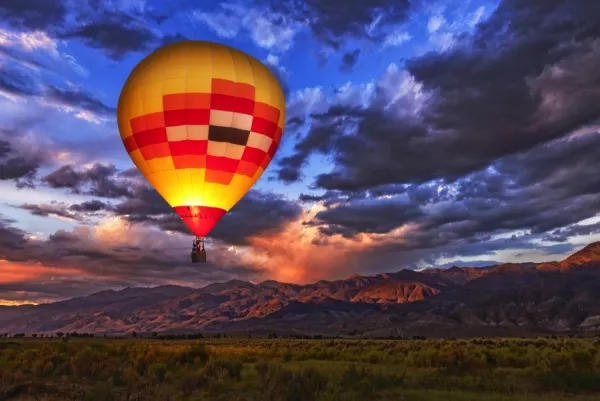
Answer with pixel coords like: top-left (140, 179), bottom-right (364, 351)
top-left (192, 3), bottom-right (302, 52)
top-left (265, 54), bottom-right (280, 66)
top-left (429, 31), bottom-right (456, 51)
top-left (0, 30), bottom-right (58, 54)
top-left (470, 6), bottom-right (486, 27)
top-left (427, 14), bottom-right (445, 33)
top-left (383, 31), bottom-right (412, 47)
top-left (378, 63), bottom-right (427, 114)
top-left (0, 28), bottom-right (88, 77)
top-left (286, 87), bottom-right (328, 120)
top-left (333, 81), bottom-right (375, 109)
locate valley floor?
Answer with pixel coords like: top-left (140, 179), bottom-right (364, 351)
top-left (2, 337), bottom-right (600, 400)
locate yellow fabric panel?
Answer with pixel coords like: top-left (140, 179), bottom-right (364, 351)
top-left (141, 83), bottom-right (165, 115)
top-left (186, 76), bottom-right (212, 93)
top-left (210, 44), bottom-right (235, 81)
top-left (146, 170), bottom-right (184, 207)
top-left (272, 80), bottom-right (286, 129)
top-left (189, 167), bottom-right (207, 205)
top-left (227, 173), bottom-right (257, 209)
top-left (117, 89), bottom-right (134, 139)
top-left (252, 166), bottom-right (265, 185)
top-left (119, 88), bottom-right (145, 136)
top-left (175, 168), bottom-right (194, 205)
top-left (128, 149), bottom-right (152, 176)
top-left (146, 156), bottom-right (174, 173)
top-left (230, 49), bottom-right (254, 85)
top-left (163, 78), bottom-right (188, 95)
top-left (188, 43), bottom-right (212, 78)
top-left (164, 44), bottom-right (190, 80)
top-left (246, 56), bottom-right (273, 105)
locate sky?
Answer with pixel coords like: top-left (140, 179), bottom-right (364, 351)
top-left (1, 0), bottom-right (600, 305)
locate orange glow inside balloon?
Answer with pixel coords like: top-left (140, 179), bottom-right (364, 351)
top-left (116, 41), bottom-right (286, 237)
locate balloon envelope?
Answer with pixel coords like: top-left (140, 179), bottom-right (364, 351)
top-left (117, 41), bottom-right (285, 237)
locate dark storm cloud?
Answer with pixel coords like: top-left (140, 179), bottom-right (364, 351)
top-left (277, 1), bottom-right (600, 262)
top-left (0, 216), bottom-right (27, 253)
top-left (64, 14), bottom-right (159, 60)
top-left (42, 164), bottom-right (131, 198)
top-left (299, 193), bottom-right (330, 203)
top-left (282, 0), bottom-right (600, 191)
top-left (307, 197), bottom-right (423, 238)
top-left (307, 131), bottom-right (600, 259)
top-left (69, 200), bottom-right (112, 213)
top-left (211, 191), bottom-right (303, 245)
top-left (0, 0), bottom-right (67, 32)
top-left (0, 140), bottom-right (41, 188)
top-left (1, 0), bottom-right (162, 60)
top-left (543, 222), bottom-right (600, 243)
top-left (19, 203), bottom-right (80, 221)
top-left (45, 86), bottom-right (115, 117)
top-left (112, 184), bottom-right (171, 218)
top-left (277, 116), bottom-right (348, 183)
top-left (341, 49), bottom-right (360, 72)
top-left (18, 200), bottom-right (112, 221)
top-left (268, 0), bottom-right (412, 48)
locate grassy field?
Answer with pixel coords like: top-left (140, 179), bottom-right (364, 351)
top-left (2, 337), bottom-right (600, 400)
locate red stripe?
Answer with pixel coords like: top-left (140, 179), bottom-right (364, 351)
top-left (235, 83), bottom-right (255, 100)
top-left (206, 156), bottom-right (239, 173)
top-left (251, 117), bottom-right (277, 138)
top-left (233, 97), bottom-right (254, 114)
top-left (205, 170), bottom-right (233, 185)
top-left (272, 108), bottom-right (281, 124)
top-left (123, 136), bottom-right (138, 153)
top-left (186, 109), bottom-right (210, 125)
top-left (173, 155), bottom-right (206, 169)
top-left (139, 146), bottom-right (155, 160)
top-left (164, 110), bottom-right (186, 126)
top-left (169, 140), bottom-right (208, 156)
top-left (134, 127), bottom-right (167, 148)
top-left (174, 205), bottom-right (227, 237)
top-left (130, 115), bottom-right (147, 134)
top-left (267, 139), bottom-right (279, 158)
top-left (274, 126), bottom-right (283, 142)
top-left (241, 147), bottom-right (266, 165)
top-left (236, 160), bottom-right (260, 177)
top-left (130, 112), bottom-right (165, 134)
top-left (211, 94), bottom-right (235, 112)
top-left (261, 154), bottom-right (272, 170)
top-left (165, 109), bottom-right (210, 126)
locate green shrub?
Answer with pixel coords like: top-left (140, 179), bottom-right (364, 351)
top-left (148, 363), bottom-right (167, 382)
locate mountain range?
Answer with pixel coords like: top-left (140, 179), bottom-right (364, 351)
top-left (2, 242), bottom-right (600, 337)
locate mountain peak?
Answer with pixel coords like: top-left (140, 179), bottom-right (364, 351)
top-left (560, 241), bottom-right (600, 270)
top-left (2, 241), bottom-right (600, 336)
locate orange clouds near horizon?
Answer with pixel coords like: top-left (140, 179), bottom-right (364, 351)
top-left (238, 204), bottom-right (418, 284)
top-left (0, 204), bottom-right (419, 306)
top-left (0, 260), bottom-right (84, 285)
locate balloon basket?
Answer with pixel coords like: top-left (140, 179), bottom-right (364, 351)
top-left (191, 251), bottom-right (207, 263)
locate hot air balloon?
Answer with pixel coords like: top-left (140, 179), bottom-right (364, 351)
top-left (117, 41), bottom-right (285, 263)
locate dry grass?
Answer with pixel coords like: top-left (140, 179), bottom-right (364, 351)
top-left (1, 337), bottom-right (600, 400)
